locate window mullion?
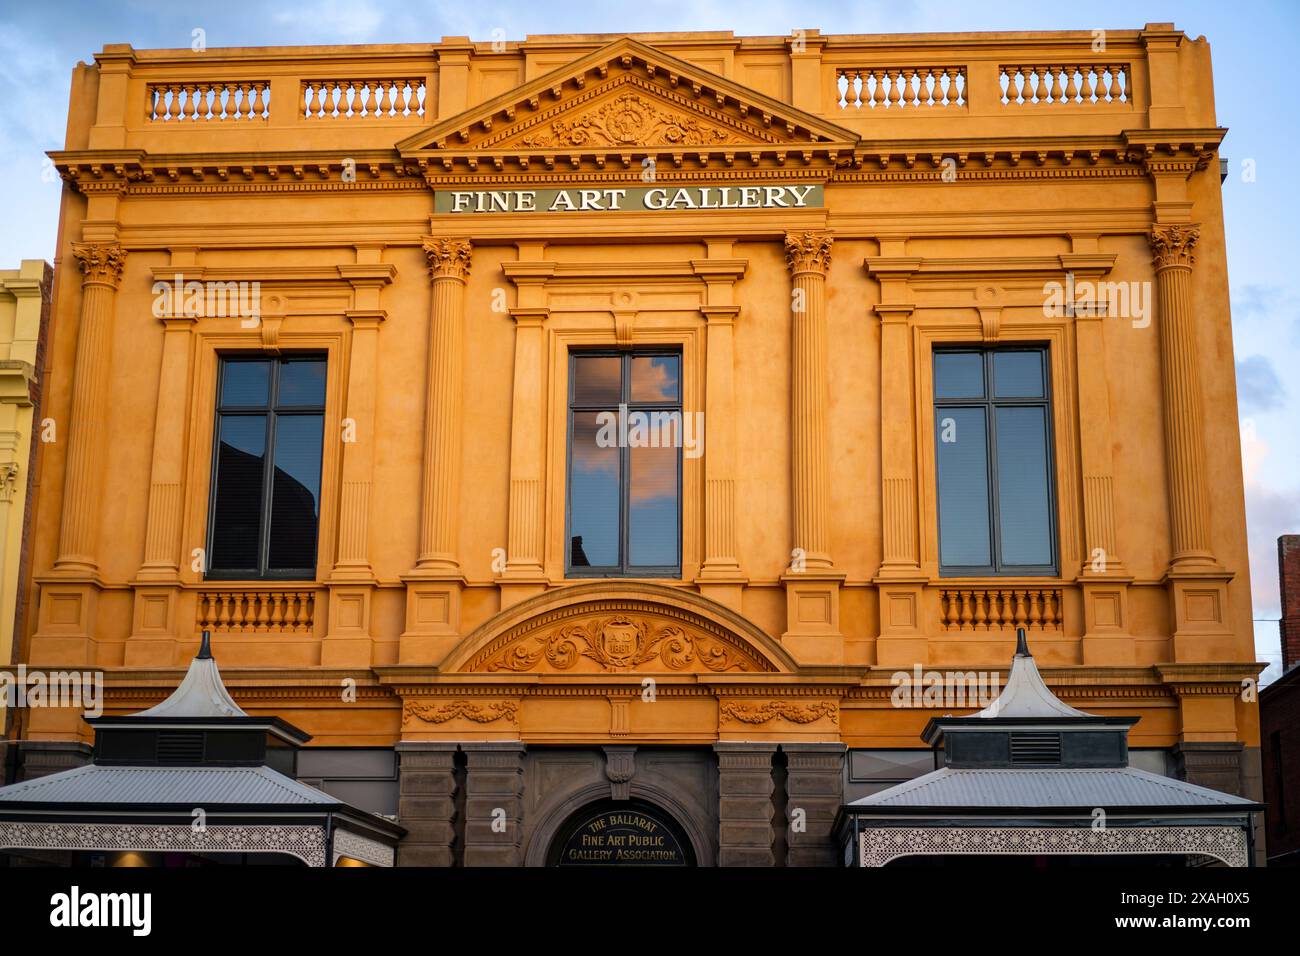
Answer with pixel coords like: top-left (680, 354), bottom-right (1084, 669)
top-left (259, 363), bottom-right (280, 578)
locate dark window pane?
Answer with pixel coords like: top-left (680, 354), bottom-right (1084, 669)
top-left (569, 411), bottom-right (620, 567)
top-left (934, 352), bottom-right (985, 399)
top-left (267, 415), bottom-right (323, 571)
top-left (220, 361), bottom-right (270, 407)
top-left (629, 439), bottom-right (678, 567)
top-left (572, 356), bottom-right (621, 405)
top-left (993, 351), bottom-right (1044, 398)
top-left (210, 415), bottom-right (266, 570)
top-left (277, 360), bottom-right (327, 407)
top-left (630, 355), bottom-right (680, 403)
top-left (936, 407), bottom-right (991, 567)
top-left (995, 406), bottom-right (1053, 566)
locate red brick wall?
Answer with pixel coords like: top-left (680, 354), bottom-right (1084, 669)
top-left (1280, 535), bottom-right (1300, 673)
top-left (1262, 668), bottom-right (1300, 863)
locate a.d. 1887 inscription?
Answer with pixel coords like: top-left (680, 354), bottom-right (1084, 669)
top-left (554, 806), bottom-right (691, 866)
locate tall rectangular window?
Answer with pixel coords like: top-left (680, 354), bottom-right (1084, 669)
top-left (207, 355), bottom-right (326, 579)
top-left (933, 347), bottom-right (1057, 576)
top-left (567, 351), bottom-right (682, 577)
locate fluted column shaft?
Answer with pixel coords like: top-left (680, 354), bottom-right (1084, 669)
top-left (416, 238), bottom-right (471, 571)
top-left (55, 243), bottom-right (127, 574)
top-left (701, 306), bottom-right (740, 572)
top-left (505, 312), bottom-right (544, 574)
top-left (1150, 225), bottom-right (1214, 567)
top-left (785, 232), bottom-right (834, 571)
top-left (138, 316), bottom-right (195, 578)
top-left (335, 311), bottom-right (384, 572)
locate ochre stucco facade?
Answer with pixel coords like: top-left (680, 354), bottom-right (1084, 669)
top-left (7, 24), bottom-right (1262, 864)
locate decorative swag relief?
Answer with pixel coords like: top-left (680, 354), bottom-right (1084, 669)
top-left (719, 700), bottom-right (839, 726)
top-left (475, 614), bottom-right (761, 673)
top-left (404, 701), bottom-right (519, 724)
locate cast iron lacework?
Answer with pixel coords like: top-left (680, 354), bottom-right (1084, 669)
top-left (331, 829), bottom-right (395, 867)
top-left (0, 822), bottom-right (328, 867)
top-left (857, 825), bottom-right (1249, 868)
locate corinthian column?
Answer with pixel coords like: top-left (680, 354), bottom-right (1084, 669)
top-left (400, 238), bottom-right (471, 664)
top-left (780, 232), bottom-right (843, 663)
top-left (785, 231), bottom-right (834, 572)
top-left (54, 242), bottom-right (127, 575)
top-left (1150, 224), bottom-right (1215, 568)
top-left (416, 237), bottom-right (471, 572)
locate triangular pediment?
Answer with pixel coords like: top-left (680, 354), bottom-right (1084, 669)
top-left (398, 37), bottom-right (859, 168)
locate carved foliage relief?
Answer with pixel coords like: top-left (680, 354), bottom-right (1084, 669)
top-left (514, 90), bottom-right (736, 149)
top-left (472, 613), bottom-right (767, 674)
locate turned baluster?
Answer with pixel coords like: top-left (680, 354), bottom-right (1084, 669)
top-left (959, 590), bottom-right (973, 629)
top-left (270, 592), bottom-right (284, 631)
top-left (251, 82), bottom-right (266, 118)
top-left (974, 590), bottom-right (988, 630)
top-left (986, 590), bottom-right (1002, 630)
top-left (1013, 590), bottom-right (1028, 629)
top-left (1047, 67), bottom-right (1063, 104)
top-left (1063, 66), bottom-right (1079, 104)
top-left (885, 69), bottom-right (901, 108)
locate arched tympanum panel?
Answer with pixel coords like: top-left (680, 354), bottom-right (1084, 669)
top-left (440, 581), bottom-right (794, 675)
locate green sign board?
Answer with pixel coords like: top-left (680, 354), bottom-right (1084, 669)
top-left (435, 184), bottom-right (823, 214)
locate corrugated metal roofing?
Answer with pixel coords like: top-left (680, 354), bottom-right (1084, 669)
top-left (848, 767), bottom-right (1258, 809)
top-left (0, 764), bottom-right (337, 806)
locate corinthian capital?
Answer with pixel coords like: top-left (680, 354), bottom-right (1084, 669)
top-left (422, 237), bottom-right (472, 280)
top-left (784, 231), bottom-right (833, 277)
top-left (1149, 224), bottom-right (1200, 270)
top-left (71, 242), bottom-right (127, 288)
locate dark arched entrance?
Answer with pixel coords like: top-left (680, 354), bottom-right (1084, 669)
top-left (547, 799), bottom-right (696, 867)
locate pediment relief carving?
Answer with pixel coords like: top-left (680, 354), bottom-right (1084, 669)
top-left (482, 80), bottom-right (782, 151)
top-left (465, 608), bottom-right (775, 674)
top-left (399, 37), bottom-right (859, 169)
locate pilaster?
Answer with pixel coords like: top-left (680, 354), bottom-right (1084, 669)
top-left (1149, 224), bottom-right (1235, 661)
top-left (782, 742), bottom-right (845, 867)
top-left (693, 243), bottom-right (749, 611)
top-left (715, 742), bottom-right (776, 867)
top-left (461, 741), bottom-right (526, 867)
top-left (395, 742), bottom-right (459, 867)
top-left (32, 241), bottom-right (126, 665)
top-left (865, 244), bottom-right (928, 667)
top-left (498, 246), bottom-right (552, 609)
top-left (127, 251), bottom-right (198, 665)
top-left (401, 238), bottom-right (471, 664)
top-left (782, 232), bottom-right (842, 663)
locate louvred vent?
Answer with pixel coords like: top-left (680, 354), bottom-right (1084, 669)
top-left (156, 731), bottom-right (204, 764)
top-left (1009, 732), bottom-right (1061, 765)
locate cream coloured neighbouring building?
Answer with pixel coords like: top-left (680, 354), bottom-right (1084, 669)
top-left (0, 261), bottom-right (50, 737)
top-left (4, 25), bottom-right (1263, 866)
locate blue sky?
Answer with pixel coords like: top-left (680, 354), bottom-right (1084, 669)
top-left (1, 1), bottom-right (1294, 678)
